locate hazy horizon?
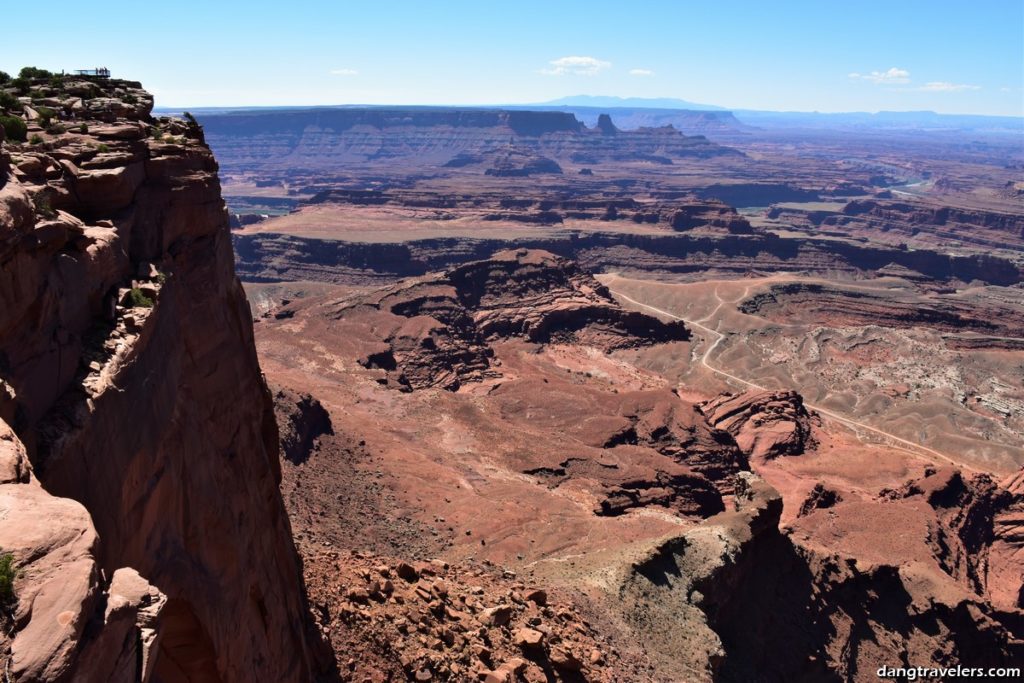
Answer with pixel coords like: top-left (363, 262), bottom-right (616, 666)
top-left (149, 96), bottom-right (1024, 120)
top-left (4, 0), bottom-right (1023, 117)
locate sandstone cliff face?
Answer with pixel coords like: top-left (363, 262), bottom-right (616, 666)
top-left (232, 226), bottom-right (1024, 287)
top-left (837, 199), bottom-right (1024, 249)
top-left (0, 75), bottom-right (321, 681)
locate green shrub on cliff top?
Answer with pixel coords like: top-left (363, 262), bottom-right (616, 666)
top-left (0, 115), bottom-right (27, 142)
top-left (18, 66), bottom-right (52, 80)
top-left (0, 71), bottom-right (10, 85)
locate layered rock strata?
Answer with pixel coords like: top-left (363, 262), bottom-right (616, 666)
top-left (0, 74), bottom-right (323, 681)
top-left (314, 248), bottom-right (691, 390)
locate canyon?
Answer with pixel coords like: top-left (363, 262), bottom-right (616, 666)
top-left (213, 97), bottom-right (1023, 681)
top-left (0, 67), bottom-right (1021, 683)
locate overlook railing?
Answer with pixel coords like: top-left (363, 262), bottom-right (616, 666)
top-left (74, 68), bottom-right (111, 78)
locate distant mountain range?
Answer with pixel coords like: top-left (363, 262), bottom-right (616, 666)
top-left (534, 95), bottom-right (725, 111)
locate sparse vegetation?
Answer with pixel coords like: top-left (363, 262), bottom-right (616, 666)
top-left (0, 115), bottom-right (27, 142)
top-left (18, 66), bottom-right (52, 80)
top-left (125, 288), bottom-right (155, 308)
top-left (11, 78), bottom-right (29, 95)
top-left (183, 111), bottom-right (205, 143)
top-left (0, 71), bottom-right (9, 84)
top-left (0, 552), bottom-right (16, 607)
top-left (78, 122), bottom-right (88, 134)
top-left (29, 133), bottom-right (43, 145)
top-left (96, 143), bottom-right (109, 153)
top-left (124, 92), bottom-right (138, 104)
top-left (33, 193), bottom-right (55, 218)
top-left (0, 91), bottom-right (19, 111)
top-left (35, 105), bottom-right (57, 129)
top-left (46, 123), bottom-right (66, 135)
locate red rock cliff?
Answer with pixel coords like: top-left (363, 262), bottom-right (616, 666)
top-left (0, 75), bottom-right (322, 681)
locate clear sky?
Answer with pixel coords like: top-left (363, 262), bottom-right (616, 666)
top-left (4, 0), bottom-right (1022, 116)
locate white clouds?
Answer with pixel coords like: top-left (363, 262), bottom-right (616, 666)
top-left (848, 67), bottom-right (911, 84)
top-left (629, 68), bottom-right (654, 77)
top-left (848, 68), bottom-right (982, 94)
top-left (917, 81), bottom-right (980, 92)
top-left (329, 68), bottom-right (359, 76)
top-left (540, 56), bottom-right (611, 76)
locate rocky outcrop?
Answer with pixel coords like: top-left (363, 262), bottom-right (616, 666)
top-left (318, 249), bottom-right (689, 390)
top-left (883, 467), bottom-right (1022, 609)
top-left (302, 551), bottom-right (633, 681)
top-left (618, 473), bottom-right (786, 680)
top-left (700, 390), bottom-right (816, 462)
top-left (449, 249), bottom-right (689, 347)
top-left (273, 386), bottom-right (334, 465)
top-left (481, 147), bottom-right (562, 177)
top-left (797, 482), bottom-right (842, 517)
top-left (992, 468), bottom-right (1024, 611)
top-left (0, 74), bottom-right (324, 680)
top-left (669, 200), bottom-right (752, 234)
top-left (620, 472), bottom-right (1024, 681)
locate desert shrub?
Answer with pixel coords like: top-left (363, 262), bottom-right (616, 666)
top-left (0, 91), bottom-right (19, 111)
top-left (18, 66), bottom-right (52, 80)
top-left (0, 117), bottom-right (28, 144)
top-left (78, 122), bottom-right (88, 134)
top-left (29, 133), bottom-right (43, 145)
top-left (46, 123), bottom-right (65, 135)
top-left (124, 93), bottom-right (137, 104)
top-left (11, 78), bottom-right (29, 95)
top-left (0, 71), bottom-right (9, 84)
top-left (0, 552), bottom-right (15, 606)
top-left (32, 193), bottom-right (55, 217)
top-left (96, 143), bottom-right (109, 153)
top-left (0, 553), bottom-right (15, 606)
top-left (0, 115), bottom-right (27, 142)
top-left (125, 288), bottom-right (154, 308)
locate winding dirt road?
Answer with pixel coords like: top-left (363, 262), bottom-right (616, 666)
top-left (607, 287), bottom-right (967, 470)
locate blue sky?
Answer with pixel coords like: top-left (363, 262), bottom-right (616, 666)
top-left (4, 0), bottom-right (1022, 115)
